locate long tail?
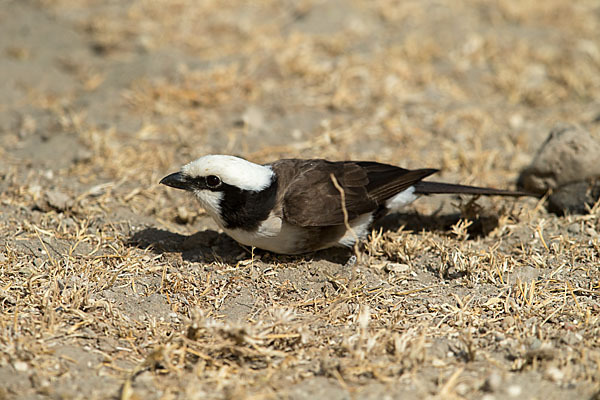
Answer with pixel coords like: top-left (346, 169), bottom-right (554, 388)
top-left (414, 181), bottom-right (536, 197)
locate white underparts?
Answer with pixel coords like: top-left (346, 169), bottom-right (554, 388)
top-left (385, 186), bottom-right (418, 211)
top-left (335, 187), bottom-right (419, 249)
top-left (183, 155), bottom-right (273, 191)
top-left (223, 215), bottom-right (307, 254)
top-left (337, 213), bottom-right (374, 247)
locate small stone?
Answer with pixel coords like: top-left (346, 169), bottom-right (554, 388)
top-left (567, 223), bottom-right (581, 234)
top-left (176, 206), bottom-right (192, 224)
top-left (34, 198), bottom-right (52, 212)
top-left (46, 190), bottom-right (72, 211)
top-left (28, 184), bottom-right (42, 198)
top-left (13, 361), bottom-right (28, 372)
top-left (509, 114), bottom-right (524, 129)
top-left (385, 263), bottom-right (410, 273)
top-left (75, 148), bottom-right (93, 163)
top-left (455, 383), bottom-right (469, 396)
top-left (507, 385), bottom-right (522, 397)
top-left (483, 372), bottom-right (502, 392)
top-left (87, 183), bottom-right (110, 197)
top-left (545, 367), bottom-right (564, 382)
top-left (528, 338), bottom-right (542, 350)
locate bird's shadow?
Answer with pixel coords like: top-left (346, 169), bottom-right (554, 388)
top-left (128, 211), bottom-right (499, 264)
top-left (128, 227), bottom-right (354, 264)
top-left (374, 211), bottom-right (499, 237)
top-left (129, 228), bottom-right (244, 264)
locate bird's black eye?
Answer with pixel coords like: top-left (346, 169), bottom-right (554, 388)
top-left (206, 175), bottom-right (221, 188)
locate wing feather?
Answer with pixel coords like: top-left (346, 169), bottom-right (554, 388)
top-left (272, 159), bottom-right (437, 227)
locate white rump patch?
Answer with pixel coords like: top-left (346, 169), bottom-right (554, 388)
top-left (182, 155), bottom-right (274, 192)
top-left (338, 213), bottom-right (374, 248)
top-left (386, 186), bottom-right (418, 211)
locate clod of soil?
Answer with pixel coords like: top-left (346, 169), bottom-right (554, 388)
top-left (518, 123), bottom-right (600, 194)
top-left (548, 181), bottom-right (600, 215)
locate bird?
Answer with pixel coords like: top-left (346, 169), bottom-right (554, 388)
top-left (160, 155), bottom-right (531, 254)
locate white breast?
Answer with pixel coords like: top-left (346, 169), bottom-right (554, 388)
top-left (223, 215), bottom-right (308, 254)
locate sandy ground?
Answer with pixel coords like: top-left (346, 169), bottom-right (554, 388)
top-left (1, 0), bottom-right (600, 399)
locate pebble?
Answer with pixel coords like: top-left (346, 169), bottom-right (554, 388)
top-left (385, 263), bottom-right (410, 273)
top-left (545, 367), bottom-right (564, 382)
top-left (528, 338), bottom-right (542, 350)
top-left (13, 361), bottom-right (28, 372)
top-left (176, 206), bottom-right (192, 223)
top-left (455, 383), bottom-right (469, 396)
top-left (507, 385), bottom-right (522, 397)
top-left (509, 113), bottom-right (524, 129)
top-left (567, 223), bottom-right (581, 234)
top-left (75, 148), bottom-right (92, 163)
top-left (483, 372), bottom-right (502, 392)
top-left (46, 189), bottom-right (72, 211)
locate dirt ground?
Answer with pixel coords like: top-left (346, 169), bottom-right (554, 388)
top-left (1, 0), bottom-right (600, 399)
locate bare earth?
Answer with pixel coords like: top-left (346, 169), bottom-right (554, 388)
top-left (1, 0), bottom-right (599, 399)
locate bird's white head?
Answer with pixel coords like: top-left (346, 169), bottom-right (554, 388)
top-left (181, 155), bottom-right (273, 192)
top-left (160, 155), bottom-right (274, 223)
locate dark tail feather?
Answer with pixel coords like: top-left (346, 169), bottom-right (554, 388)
top-left (414, 181), bottom-right (536, 197)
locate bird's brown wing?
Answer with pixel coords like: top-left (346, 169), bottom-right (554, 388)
top-left (274, 159), bottom-right (437, 227)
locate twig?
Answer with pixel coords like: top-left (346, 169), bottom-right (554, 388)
top-left (330, 173), bottom-right (360, 260)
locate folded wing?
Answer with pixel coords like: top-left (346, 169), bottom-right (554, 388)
top-left (279, 160), bottom-right (437, 227)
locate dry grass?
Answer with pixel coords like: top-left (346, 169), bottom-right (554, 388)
top-left (1, 0), bottom-right (600, 399)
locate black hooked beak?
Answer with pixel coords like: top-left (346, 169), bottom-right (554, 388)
top-left (160, 172), bottom-right (191, 191)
